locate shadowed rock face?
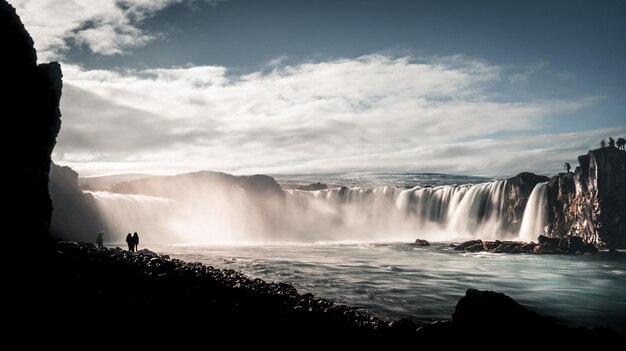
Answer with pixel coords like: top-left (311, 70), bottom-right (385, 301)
top-left (547, 148), bottom-right (626, 248)
top-left (503, 172), bottom-right (549, 231)
top-left (1, 0), bottom-right (62, 246)
top-left (49, 163), bottom-right (104, 242)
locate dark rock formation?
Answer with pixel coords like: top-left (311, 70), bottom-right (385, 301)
top-left (503, 172), bottom-right (549, 231)
top-left (453, 289), bottom-right (542, 330)
top-left (413, 238), bottom-right (430, 246)
top-left (453, 239), bottom-right (483, 251)
top-left (451, 289), bottom-right (621, 340)
top-left (2, 0), bottom-right (62, 247)
top-left (546, 148), bottom-right (626, 248)
top-left (453, 237), bottom-right (597, 255)
top-left (49, 163), bottom-right (104, 242)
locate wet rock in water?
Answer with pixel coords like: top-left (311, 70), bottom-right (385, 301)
top-left (483, 240), bottom-right (500, 251)
top-left (521, 242), bottom-right (536, 252)
top-left (465, 243), bottom-right (485, 252)
top-left (538, 234), bottom-right (561, 247)
top-left (490, 242), bottom-right (523, 254)
top-left (454, 240), bottom-right (483, 251)
top-left (414, 238), bottom-right (430, 246)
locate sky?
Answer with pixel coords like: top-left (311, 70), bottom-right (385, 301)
top-left (11, 0), bottom-right (626, 177)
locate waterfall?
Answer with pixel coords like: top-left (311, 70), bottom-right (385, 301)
top-left (518, 182), bottom-right (548, 242)
top-left (87, 180), bottom-right (520, 243)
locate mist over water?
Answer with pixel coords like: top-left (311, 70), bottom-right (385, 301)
top-left (88, 173), bottom-right (626, 332)
top-left (89, 174), bottom-right (520, 244)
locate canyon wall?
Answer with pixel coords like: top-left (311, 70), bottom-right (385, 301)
top-left (546, 147), bottom-right (626, 248)
top-left (1, 0), bottom-right (62, 246)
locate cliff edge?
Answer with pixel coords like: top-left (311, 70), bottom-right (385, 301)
top-left (2, 0), bottom-right (62, 247)
top-left (547, 147), bottom-right (626, 248)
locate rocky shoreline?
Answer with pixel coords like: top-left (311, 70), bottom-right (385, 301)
top-left (32, 240), bottom-right (622, 342)
top-left (450, 235), bottom-right (599, 254)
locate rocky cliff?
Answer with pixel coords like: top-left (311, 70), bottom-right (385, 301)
top-left (2, 0), bottom-right (62, 246)
top-left (546, 147), bottom-right (626, 248)
top-left (49, 163), bottom-right (104, 242)
top-left (503, 172), bottom-right (549, 232)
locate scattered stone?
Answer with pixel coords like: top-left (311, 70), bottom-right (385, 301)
top-left (454, 236), bottom-right (598, 255)
top-left (414, 238), bottom-right (430, 246)
top-left (454, 240), bottom-right (483, 251)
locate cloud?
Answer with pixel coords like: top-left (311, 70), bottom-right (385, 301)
top-left (11, 0), bottom-right (216, 60)
top-left (508, 62), bottom-right (548, 83)
top-left (53, 55), bottom-right (611, 176)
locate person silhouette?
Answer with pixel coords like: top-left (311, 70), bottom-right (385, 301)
top-left (126, 233), bottom-right (134, 252)
top-left (96, 232), bottom-right (104, 249)
top-left (133, 232), bottom-right (139, 252)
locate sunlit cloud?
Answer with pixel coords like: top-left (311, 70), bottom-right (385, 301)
top-left (51, 54), bottom-right (614, 176)
top-left (11, 0), bottom-right (218, 60)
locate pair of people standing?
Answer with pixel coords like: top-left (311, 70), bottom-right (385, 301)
top-left (126, 232), bottom-right (139, 252)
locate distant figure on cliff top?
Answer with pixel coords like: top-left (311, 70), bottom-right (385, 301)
top-left (609, 137), bottom-right (615, 148)
top-left (564, 162), bottom-right (571, 173)
top-left (618, 137), bottom-right (626, 150)
top-left (601, 139), bottom-right (606, 148)
top-left (126, 233), bottom-right (134, 252)
top-left (96, 232), bottom-right (104, 249)
top-left (133, 232), bottom-right (139, 252)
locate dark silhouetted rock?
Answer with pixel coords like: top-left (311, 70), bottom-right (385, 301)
top-left (388, 317), bottom-right (419, 332)
top-left (451, 289), bottom-right (623, 342)
top-left (296, 182), bottom-right (328, 191)
top-left (2, 0), bottom-right (62, 248)
top-left (453, 289), bottom-right (542, 332)
top-left (414, 238), bottom-right (430, 246)
top-left (49, 163), bottom-right (105, 242)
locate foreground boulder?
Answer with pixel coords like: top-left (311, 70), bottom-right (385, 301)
top-left (451, 289), bottom-right (621, 340)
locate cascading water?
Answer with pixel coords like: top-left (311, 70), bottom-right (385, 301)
top-left (518, 182), bottom-right (548, 242)
top-left (87, 179), bottom-right (522, 243)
